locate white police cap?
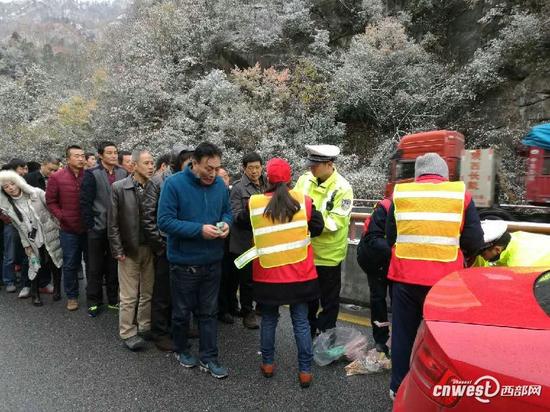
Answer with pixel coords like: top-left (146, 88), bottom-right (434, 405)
top-left (305, 144), bottom-right (340, 165)
top-left (481, 220), bottom-right (508, 246)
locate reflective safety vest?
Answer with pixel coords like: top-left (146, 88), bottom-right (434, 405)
top-left (474, 231), bottom-right (550, 267)
top-left (393, 181), bottom-right (466, 262)
top-left (234, 190), bottom-right (310, 269)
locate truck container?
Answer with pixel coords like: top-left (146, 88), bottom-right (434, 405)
top-left (385, 129), bottom-right (550, 223)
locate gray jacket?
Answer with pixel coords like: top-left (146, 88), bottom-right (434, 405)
top-left (80, 164), bottom-right (127, 233)
top-left (0, 171), bottom-right (62, 270)
top-left (229, 174), bottom-right (267, 255)
top-left (108, 175), bottom-right (148, 259)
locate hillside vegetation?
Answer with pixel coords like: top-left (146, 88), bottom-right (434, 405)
top-left (0, 0), bottom-right (548, 199)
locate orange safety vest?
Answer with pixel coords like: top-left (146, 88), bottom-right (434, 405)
top-left (393, 181), bottom-right (465, 262)
top-left (234, 190), bottom-right (310, 269)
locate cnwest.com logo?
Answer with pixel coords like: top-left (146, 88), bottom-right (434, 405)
top-left (433, 375), bottom-right (542, 404)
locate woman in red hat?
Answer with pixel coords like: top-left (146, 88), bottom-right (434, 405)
top-left (234, 157), bottom-right (324, 387)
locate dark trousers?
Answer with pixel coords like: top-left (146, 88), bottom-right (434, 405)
top-left (151, 253), bottom-right (171, 339)
top-left (170, 262), bottom-right (221, 363)
top-left (390, 281), bottom-right (431, 393)
top-left (218, 250), bottom-right (239, 316)
top-left (60, 231), bottom-right (87, 299)
top-left (232, 254), bottom-right (254, 314)
top-left (37, 246), bottom-right (61, 286)
top-left (86, 230), bottom-right (118, 306)
top-left (2, 224), bottom-right (26, 286)
top-left (364, 265), bottom-right (391, 346)
top-left (308, 264), bottom-right (341, 334)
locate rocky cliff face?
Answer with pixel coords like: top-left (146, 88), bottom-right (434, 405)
top-left (387, 0), bottom-right (550, 128)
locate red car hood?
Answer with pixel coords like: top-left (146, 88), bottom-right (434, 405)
top-left (424, 267), bottom-right (550, 330)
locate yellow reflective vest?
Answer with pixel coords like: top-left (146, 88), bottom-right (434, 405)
top-left (295, 169), bottom-right (353, 266)
top-left (474, 231), bottom-right (550, 267)
top-left (234, 190), bottom-right (310, 269)
top-left (393, 181), bottom-right (466, 262)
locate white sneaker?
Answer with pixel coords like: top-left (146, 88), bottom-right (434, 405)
top-left (18, 287), bottom-right (31, 298)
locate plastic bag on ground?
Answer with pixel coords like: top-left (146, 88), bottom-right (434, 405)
top-left (345, 348), bottom-right (392, 376)
top-left (313, 327), bottom-right (368, 366)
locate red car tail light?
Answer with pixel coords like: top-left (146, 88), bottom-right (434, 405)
top-left (410, 322), bottom-right (462, 407)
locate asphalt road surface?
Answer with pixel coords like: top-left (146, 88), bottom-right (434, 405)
top-left (0, 290), bottom-right (393, 412)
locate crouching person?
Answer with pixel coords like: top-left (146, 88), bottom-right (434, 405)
top-left (234, 158), bottom-right (324, 388)
top-left (0, 170), bottom-right (62, 306)
top-left (108, 150), bottom-right (155, 350)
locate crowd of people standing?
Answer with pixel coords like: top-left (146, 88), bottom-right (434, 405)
top-left (3, 138), bottom-right (530, 399)
top-left (0, 140), bottom-right (354, 387)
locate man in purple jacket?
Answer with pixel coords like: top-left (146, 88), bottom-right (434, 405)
top-left (46, 145), bottom-right (87, 311)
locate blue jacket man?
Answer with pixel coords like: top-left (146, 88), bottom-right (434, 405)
top-left (158, 142), bottom-right (232, 379)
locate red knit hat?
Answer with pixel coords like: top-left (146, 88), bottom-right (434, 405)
top-left (266, 158), bottom-right (291, 184)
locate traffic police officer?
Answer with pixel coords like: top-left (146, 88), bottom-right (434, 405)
top-left (295, 144), bottom-right (354, 336)
top-left (385, 152), bottom-right (483, 399)
top-left (475, 220), bottom-right (550, 267)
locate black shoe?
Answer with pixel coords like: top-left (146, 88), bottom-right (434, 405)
top-left (243, 312), bottom-right (259, 329)
top-left (218, 313), bottom-right (235, 324)
top-left (154, 336), bottom-right (175, 352)
top-left (87, 305), bottom-right (102, 318)
top-left (123, 335), bottom-right (146, 351)
top-left (32, 296), bottom-right (43, 307)
top-left (138, 330), bottom-right (154, 341)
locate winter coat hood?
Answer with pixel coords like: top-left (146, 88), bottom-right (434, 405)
top-left (0, 170), bottom-right (39, 198)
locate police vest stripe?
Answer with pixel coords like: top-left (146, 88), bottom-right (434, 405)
top-left (393, 191), bottom-right (465, 200)
top-left (257, 238), bottom-right (311, 256)
top-left (250, 207), bottom-right (266, 216)
top-left (253, 220), bottom-right (308, 236)
top-left (393, 181), bottom-right (465, 262)
top-left (395, 212), bottom-right (463, 222)
top-left (396, 234), bottom-right (460, 246)
top-left (234, 238), bottom-right (311, 269)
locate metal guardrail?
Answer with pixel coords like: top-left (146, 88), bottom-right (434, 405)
top-left (347, 213), bottom-right (550, 246)
top-left (501, 220), bottom-right (550, 234)
top-left (348, 212), bottom-right (370, 245)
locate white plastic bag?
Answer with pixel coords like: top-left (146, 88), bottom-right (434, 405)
top-left (313, 327), bottom-right (368, 366)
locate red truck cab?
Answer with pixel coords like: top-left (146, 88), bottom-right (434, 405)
top-left (385, 130), bottom-right (464, 197)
